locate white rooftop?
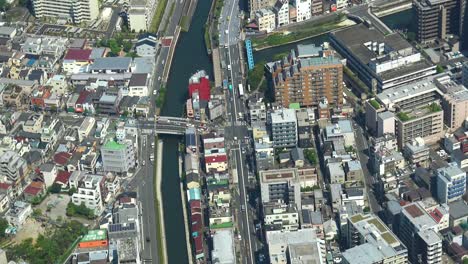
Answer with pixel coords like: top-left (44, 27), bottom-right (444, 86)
top-left (271, 108), bottom-right (297, 124)
top-left (211, 230), bottom-right (235, 264)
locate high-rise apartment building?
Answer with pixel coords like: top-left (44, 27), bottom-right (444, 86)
top-left (413, 0), bottom-right (460, 43)
top-left (399, 202), bottom-right (442, 264)
top-left (436, 162), bottom-right (466, 203)
top-left (270, 108), bottom-right (298, 148)
top-left (435, 75), bottom-right (468, 131)
top-left (266, 44), bottom-right (343, 108)
top-left (32, 0), bottom-right (100, 24)
top-left (342, 213), bottom-right (408, 264)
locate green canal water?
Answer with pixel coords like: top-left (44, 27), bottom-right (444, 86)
top-left (159, 5), bottom-right (412, 263)
top-left (159, 0), bottom-right (213, 263)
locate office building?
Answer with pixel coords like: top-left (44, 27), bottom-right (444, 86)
top-left (403, 137), bottom-right (430, 167)
top-left (436, 162), bottom-right (466, 204)
top-left (323, 120), bottom-right (354, 146)
top-left (369, 76), bottom-right (445, 148)
top-left (342, 213), bottom-right (408, 264)
top-left (413, 0), bottom-right (460, 43)
top-left (32, 0), bottom-right (100, 24)
top-left (270, 108), bottom-right (298, 148)
top-left (256, 8), bottom-right (276, 32)
top-left (435, 75), bottom-right (468, 131)
top-left (266, 229), bottom-right (326, 264)
top-left (101, 138), bottom-right (136, 174)
top-left (259, 168), bottom-right (301, 210)
top-left (399, 202), bottom-right (443, 264)
top-left (0, 150), bottom-right (27, 184)
top-left (330, 23), bottom-right (435, 92)
top-left (266, 44), bottom-right (343, 108)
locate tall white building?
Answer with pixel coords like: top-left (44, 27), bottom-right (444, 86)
top-left (436, 162), bottom-right (466, 204)
top-left (399, 202), bottom-right (442, 264)
top-left (273, 0), bottom-right (289, 27)
top-left (32, 0), bottom-right (100, 24)
top-left (69, 171), bottom-right (104, 215)
top-left (295, 0), bottom-right (311, 22)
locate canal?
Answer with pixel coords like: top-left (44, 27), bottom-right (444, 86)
top-left (254, 9), bottom-right (415, 62)
top-left (159, 0), bottom-right (213, 263)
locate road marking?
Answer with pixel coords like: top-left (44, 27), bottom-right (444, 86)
top-left (238, 142), bottom-right (254, 264)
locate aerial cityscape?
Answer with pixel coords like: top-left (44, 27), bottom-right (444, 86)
top-left (0, 0), bottom-right (465, 263)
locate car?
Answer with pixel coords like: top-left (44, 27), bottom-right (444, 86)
top-left (146, 236), bottom-right (150, 242)
top-left (158, 76), bottom-right (161, 81)
top-left (161, 60), bottom-right (165, 65)
top-left (142, 160), bottom-right (145, 166)
top-left (153, 90), bottom-right (157, 95)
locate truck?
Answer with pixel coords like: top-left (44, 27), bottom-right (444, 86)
top-left (238, 84), bottom-right (244, 96)
top-left (227, 64), bottom-right (231, 70)
top-left (223, 79), bottom-right (228, 89)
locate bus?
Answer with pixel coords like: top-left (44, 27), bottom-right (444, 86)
top-left (238, 84), bottom-right (244, 96)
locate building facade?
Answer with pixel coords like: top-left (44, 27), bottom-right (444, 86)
top-left (413, 0), bottom-right (460, 43)
top-left (436, 162), bottom-right (466, 203)
top-left (32, 0), bottom-right (100, 24)
top-left (270, 108), bottom-right (298, 148)
top-left (101, 139), bottom-right (136, 174)
top-left (256, 8), bottom-right (276, 32)
top-left (266, 45), bottom-right (343, 108)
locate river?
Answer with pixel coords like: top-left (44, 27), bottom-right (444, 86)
top-left (254, 9), bottom-right (415, 62)
top-left (159, 0), bottom-right (213, 263)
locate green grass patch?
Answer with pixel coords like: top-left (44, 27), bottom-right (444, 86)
top-left (369, 99), bottom-right (381, 109)
top-left (210, 222), bottom-right (234, 229)
top-left (397, 112), bottom-right (411, 121)
top-left (149, 0), bottom-right (169, 33)
top-left (156, 85), bottom-right (167, 108)
top-left (428, 102), bottom-right (442, 112)
top-left (180, 16), bottom-right (190, 32)
top-left (204, 24), bottom-right (211, 50)
top-left (248, 60), bottom-right (267, 91)
top-left (252, 14), bottom-right (346, 49)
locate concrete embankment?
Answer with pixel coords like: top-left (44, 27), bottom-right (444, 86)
top-left (155, 139), bottom-right (168, 264)
top-left (178, 153), bottom-right (194, 264)
top-left (372, 0), bottom-right (412, 17)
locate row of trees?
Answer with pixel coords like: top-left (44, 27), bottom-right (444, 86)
top-left (97, 37), bottom-right (133, 57)
top-left (66, 202), bottom-right (95, 219)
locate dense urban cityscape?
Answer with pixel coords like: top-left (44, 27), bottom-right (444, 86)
top-left (0, 0), bottom-right (465, 263)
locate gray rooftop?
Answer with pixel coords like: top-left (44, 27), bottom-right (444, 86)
top-left (449, 200), bottom-right (468, 220)
top-left (129, 73), bottom-right (148, 87)
top-left (331, 23), bottom-right (412, 65)
top-left (211, 230), bottom-right (235, 264)
top-left (296, 44), bottom-right (323, 58)
top-left (91, 57), bottom-right (132, 71)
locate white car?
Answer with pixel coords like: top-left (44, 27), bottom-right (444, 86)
top-left (153, 90), bottom-right (157, 95)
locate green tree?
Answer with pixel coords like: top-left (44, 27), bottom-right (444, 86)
top-left (68, 187), bottom-right (77, 196)
top-left (108, 39), bottom-right (121, 55)
top-left (436, 64), bottom-right (444, 74)
top-left (48, 183), bottom-right (62, 194)
top-left (303, 149), bottom-right (317, 165)
top-left (123, 41), bottom-right (133, 52)
top-left (0, 218), bottom-right (8, 238)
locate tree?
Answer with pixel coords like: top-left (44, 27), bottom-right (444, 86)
top-left (48, 183), bottom-right (62, 194)
top-left (303, 149), bottom-right (317, 165)
top-left (0, 218), bottom-right (8, 239)
top-left (108, 39), bottom-right (121, 55)
top-left (68, 187), bottom-right (77, 196)
top-left (436, 64), bottom-right (444, 74)
top-left (123, 41), bottom-right (133, 52)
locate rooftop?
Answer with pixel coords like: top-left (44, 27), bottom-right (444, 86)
top-left (271, 108), bottom-right (297, 124)
top-left (80, 229), bottom-right (107, 242)
top-left (260, 168), bottom-right (298, 183)
top-left (402, 202), bottom-right (437, 231)
top-left (90, 57), bottom-right (132, 71)
top-left (103, 140), bottom-right (127, 150)
top-left (211, 230), bottom-right (235, 264)
top-left (376, 75), bottom-right (441, 106)
top-left (448, 200), bottom-right (468, 219)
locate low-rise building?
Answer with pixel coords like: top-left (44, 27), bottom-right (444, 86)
top-left (70, 171), bottom-right (105, 215)
top-left (78, 117), bottom-right (95, 142)
top-left (259, 168), bottom-right (301, 209)
top-left (256, 8), bottom-right (276, 33)
top-left (5, 201), bottom-right (32, 229)
top-left (264, 203), bottom-right (299, 231)
top-left (403, 137), bottom-right (430, 167)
